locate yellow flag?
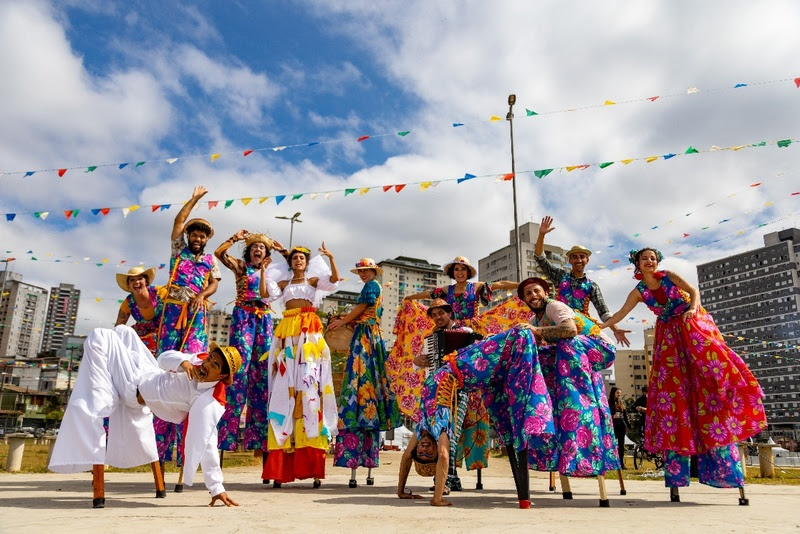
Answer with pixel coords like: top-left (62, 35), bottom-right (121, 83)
top-left (259, 197), bottom-right (268, 204)
top-left (241, 197), bottom-right (252, 205)
top-left (732, 145), bottom-right (745, 151)
top-left (646, 156), bottom-right (658, 163)
top-left (621, 159), bottom-right (633, 165)
top-left (359, 187), bottom-right (370, 195)
top-left (420, 182), bottom-right (432, 191)
top-left (95, 298), bottom-right (102, 302)
top-left (489, 115), bottom-right (502, 121)
top-left (128, 204), bottom-right (141, 212)
top-left (604, 100), bottom-right (616, 105)
top-left (210, 153), bottom-right (221, 162)
top-left (566, 166), bottom-right (578, 172)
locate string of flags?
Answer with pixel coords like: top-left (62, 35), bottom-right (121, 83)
top-left (1, 76), bottom-right (798, 180)
top-left (2, 135), bottom-right (797, 222)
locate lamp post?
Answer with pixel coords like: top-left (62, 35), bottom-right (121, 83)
top-left (506, 94), bottom-right (522, 281)
top-left (275, 212), bottom-right (303, 249)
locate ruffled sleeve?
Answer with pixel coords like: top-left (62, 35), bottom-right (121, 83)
top-left (431, 286), bottom-right (446, 300)
top-left (307, 255), bottom-right (338, 306)
top-left (357, 280), bottom-right (380, 305)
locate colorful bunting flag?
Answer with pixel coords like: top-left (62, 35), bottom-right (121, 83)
top-left (489, 115), bottom-right (502, 122)
top-left (210, 154), bottom-right (221, 162)
top-left (344, 189), bottom-right (355, 196)
top-left (534, 169), bottom-right (553, 178)
top-left (58, 169), bottom-right (67, 177)
top-left (382, 185), bottom-right (392, 192)
top-left (457, 173), bottom-right (476, 184)
top-left (224, 200), bottom-right (234, 208)
top-left (166, 158), bottom-right (178, 164)
top-left (243, 150), bottom-right (254, 157)
top-left (275, 195), bottom-right (286, 204)
top-left (208, 201), bottom-right (219, 209)
top-left (119, 163), bottom-right (129, 170)
top-left (357, 136), bottom-right (369, 142)
top-left (395, 184), bottom-right (406, 192)
top-left (525, 109), bottom-right (537, 116)
top-left (241, 198), bottom-right (252, 205)
top-left (292, 194), bottom-right (303, 200)
top-left (397, 131), bottom-right (410, 136)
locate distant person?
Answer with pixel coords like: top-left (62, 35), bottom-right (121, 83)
top-left (609, 387), bottom-right (630, 469)
top-left (633, 385), bottom-right (648, 433)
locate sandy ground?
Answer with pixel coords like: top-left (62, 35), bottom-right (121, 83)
top-left (0, 452), bottom-right (797, 534)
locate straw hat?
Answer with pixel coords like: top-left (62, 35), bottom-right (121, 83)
top-left (426, 298), bottom-right (453, 317)
top-left (350, 258), bottom-right (383, 275)
top-left (244, 233), bottom-right (274, 249)
top-left (517, 277), bottom-right (551, 300)
top-left (565, 245), bottom-right (592, 259)
top-left (442, 256), bottom-right (476, 279)
top-left (184, 217), bottom-right (214, 238)
top-left (116, 266), bottom-right (157, 293)
top-left (414, 459), bottom-right (438, 477)
top-left (209, 342), bottom-right (241, 386)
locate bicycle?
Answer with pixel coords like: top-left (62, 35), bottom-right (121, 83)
top-left (632, 439), bottom-right (664, 470)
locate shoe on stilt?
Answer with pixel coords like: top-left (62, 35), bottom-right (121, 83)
top-left (366, 477), bottom-right (374, 486)
top-left (313, 479), bottom-right (322, 489)
top-left (349, 479), bottom-right (357, 488)
top-left (273, 482), bottom-right (282, 488)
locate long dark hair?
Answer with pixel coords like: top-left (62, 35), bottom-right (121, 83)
top-left (608, 386), bottom-right (624, 410)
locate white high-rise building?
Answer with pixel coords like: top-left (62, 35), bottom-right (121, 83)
top-left (41, 283), bottom-right (81, 354)
top-left (0, 271), bottom-right (49, 359)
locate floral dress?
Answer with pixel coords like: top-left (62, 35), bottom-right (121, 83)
top-left (527, 301), bottom-right (620, 476)
top-left (333, 280), bottom-right (402, 469)
top-left (418, 326), bottom-right (554, 456)
top-left (637, 272), bottom-right (766, 488)
top-left (217, 265), bottom-right (274, 451)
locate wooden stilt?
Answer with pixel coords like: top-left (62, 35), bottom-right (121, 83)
top-left (174, 466), bottom-right (184, 493)
top-left (349, 468), bottom-right (358, 488)
top-left (366, 467), bottom-right (374, 486)
top-left (151, 461), bottom-right (166, 498)
top-left (738, 486), bottom-right (749, 506)
top-left (617, 468), bottom-right (627, 495)
top-left (559, 474), bottom-right (573, 500)
top-left (92, 464), bottom-right (105, 508)
top-left (670, 486), bottom-right (680, 502)
top-left (548, 471), bottom-right (556, 492)
top-left (476, 468), bottom-right (483, 490)
top-left (597, 474), bottom-right (610, 507)
top-left (262, 452), bottom-right (270, 484)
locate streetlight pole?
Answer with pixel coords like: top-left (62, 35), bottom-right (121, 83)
top-left (507, 94), bottom-right (522, 282)
top-left (275, 212), bottom-right (303, 249)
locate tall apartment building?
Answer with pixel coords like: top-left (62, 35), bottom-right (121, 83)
top-left (41, 283), bottom-right (81, 354)
top-left (321, 290), bottom-right (360, 317)
top-left (479, 222), bottom-right (570, 305)
top-left (613, 349), bottom-right (649, 400)
top-left (377, 256), bottom-right (451, 345)
top-left (0, 271), bottom-right (49, 359)
top-left (207, 309), bottom-right (232, 346)
top-left (696, 228), bottom-right (800, 440)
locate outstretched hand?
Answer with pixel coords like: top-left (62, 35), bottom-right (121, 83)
top-left (192, 185), bottom-right (209, 200)
top-left (208, 492), bottom-right (239, 507)
top-left (612, 327), bottom-right (632, 347)
top-left (539, 216), bottom-right (555, 235)
top-left (319, 242), bottom-right (333, 258)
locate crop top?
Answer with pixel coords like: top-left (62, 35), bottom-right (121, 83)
top-left (281, 280), bottom-right (317, 303)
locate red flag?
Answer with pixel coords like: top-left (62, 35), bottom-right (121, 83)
top-left (100, 208), bottom-right (110, 216)
top-left (502, 173), bottom-right (514, 181)
top-left (243, 149), bottom-right (253, 157)
top-left (151, 205), bottom-right (160, 212)
top-left (647, 96), bottom-right (659, 102)
top-left (64, 210), bottom-right (72, 219)
top-left (57, 168), bottom-right (67, 177)
top-left (395, 184), bottom-right (406, 192)
top-left (382, 185), bottom-right (392, 192)
top-left (750, 182), bottom-right (762, 187)
top-left (795, 77), bottom-right (800, 88)
top-left (357, 135), bottom-right (369, 142)
top-left (208, 200), bottom-right (219, 209)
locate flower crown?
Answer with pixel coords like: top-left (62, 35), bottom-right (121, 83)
top-left (628, 248), bottom-right (664, 265)
top-left (290, 246), bottom-right (312, 255)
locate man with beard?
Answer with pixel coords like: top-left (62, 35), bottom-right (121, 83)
top-left (412, 299), bottom-right (482, 493)
top-left (157, 185), bottom-right (221, 355)
top-left (518, 277), bottom-right (620, 503)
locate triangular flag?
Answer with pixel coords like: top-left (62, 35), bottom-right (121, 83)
top-left (750, 182), bottom-right (762, 187)
top-left (394, 184), bottom-right (406, 192)
top-left (344, 189), bottom-right (356, 196)
top-left (38, 212), bottom-right (49, 220)
top-left (275, 195), bottom-right (286, 204)
top-left (135, 161), bottom-right (145, 167)
top-left (620, 159), bottom-right (633, 165)
top-left (663, 153), bottom-right (676, 159)
top-left (734, 83), bottom-right (747, 88)
top-left (646, 156), bottom-right (658, 163)
top-left (382, 185), bottom-right (392, 192)
top-left (576, 164), bottom-right (590, 170)
top-left (57, 169), bottom-right (67, 177)
top-left (687, 87), bottom-right (699, 94)
top-left (598, 162), bottom-right (614, 169)
top-left (292, 194), bottom-right (303, 200)
top-left (397, 131), bottom-right (410, 136)
top-left (210, 154), bottom-right (221, 162)
top-left (208, 201), bottom-right (219, 209)
top-left (6, 214), bottom-right (15, 221)
top-left (357, 135), bottom-right (369, 142)
top-left (259, 197), bottom-right (268, 204)
top-left (604, 100), bottom-right (616, 105)
top-left (122, 208), bottom-right (130, 218)
top-left (534, 169), bottom-right (553, 178)
top-left (25, 171), bottom-right (35, 177)
top-left (452, 122), bottom-right (464, 127)
top-left (732, 145), bottom-right (746, 151)
top-left (502, 173), bottom-right (514, 181)
top-left (710, 145), bottom-right (723, 151)
top-left (457, 173), bottom-right (476, 184)
top-left (647, 96), bottom-right (659, 102)
top-left (359, 188), bottom-right (370, 195)
top-left (243, 149), bottom-right (254, 157)
top-left (685, 146), bottom-right (699, 154)
top-left (525, 109), bottom-right (537, 116)
top-left (326, 192), bottom-right (333, 199)
top-left (224, 200), bottom-right (234, 208)
top-left (119, 163), bottom-right (129, 170)
top-left (420, 182), bottom-right (432, 191)
top-left (777, 139), bottom-right (792, 148)
top-left (272, 146), bottom-right (287, 151)
top-left (160, 204), bottom-right (170, 211)
top-left (151, 205), bottom-right (161, 212)
top-left (489, 115), bottom-right (502, 121)
top-left (129, 204), bottom-right (140, 212)
top-left (307, 141), bottom-right (319, 147)
top-left (794, 77), bottom-right (800, 88)
top-left (310, 193), bottom-right (318, 200)
top-left (241, 197), bottom-right (252, 205)
top-left (166, 158), bottom-right (178, 164)
top-left (566, 166), bottom-right (578, 172)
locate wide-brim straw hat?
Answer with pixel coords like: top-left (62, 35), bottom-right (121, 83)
top-left (350, 257), bottom-right (383, 275)
top-left (426, 298), bottom-right (453, 317)
top-left (565, 245), bottom-right (592, 259)
top-left (116, 266), bottom-right (157, 293)
top-left (517, 277), bottom-right (551, 300)
top-left (209, 342), bottom-right (241, 386)
top-left (442, 256), bottom-right (476, 279)
top-left (244, 233), bottom-right (274, 249)
top-left (184, 217), bottom-right (214, 238)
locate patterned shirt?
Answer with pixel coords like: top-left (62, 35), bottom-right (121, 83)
top-left (534, 252), bottom-right (611, 321)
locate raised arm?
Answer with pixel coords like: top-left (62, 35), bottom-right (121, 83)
top-left (404, 290), bottom-right (432, 301)
top-left (599, 289), bottom-right (643, 329)
top-left (591, 283), bottom-right (631, 346)
top-left (214, 229), bottom-right (248, 275)
top-left (318, 242), bottom-right (340, 283)
top-left (171, 186), bottom-right (208, 240)
top-left (535, 216), bottom-right (555, 256)
top-left (665, 270), bottom-right (700, 321)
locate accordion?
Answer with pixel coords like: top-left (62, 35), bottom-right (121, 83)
top-left (423, 329), bottom-right (482, 371)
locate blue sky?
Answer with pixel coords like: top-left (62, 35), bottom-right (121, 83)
top-left (2, 1), bottom-right (800, 343)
